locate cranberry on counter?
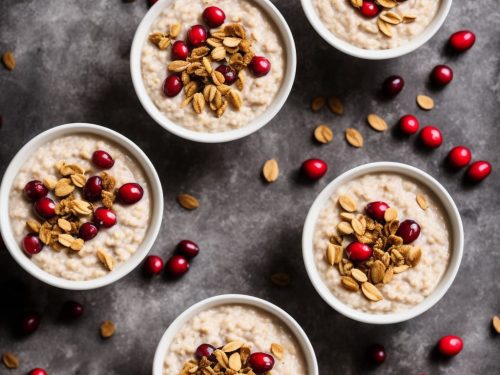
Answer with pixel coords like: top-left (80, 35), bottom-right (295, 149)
top-left (24, 180), bottom-right (48, 201)
top-left (345, 242), bottom-right (373, 262)
top-left (447, 146), bottom-right (472, 169)
top-left (187, 25), bottom-right (208, 47)
top-left (93, 207), bottom-right (117, 228)
top-left (177, 240), bottom-right (199, 258)
top-left (399, 114), bottom-right (420, 135)
top-left (360, 1), bottom-right (380, 18)
top-left (22, 234), bottom-right (43, 255)
top-left (202, 6), bottom-right (225, 28)
top-left (248, 352), bottom-right (275, 373)
top-left (28, 369), bottom-right (47, 375)
top-left (163, 74), bottom-right (183, 97)
top-left (419, 126), bottom-right (443, 149)
top-left (63, 300), bottom-right (84, 318)
top-left (144, 255), bottom-right (164, 275)
top-left (166, 255), bottom-right (190, 277)
top-left (34, 197), bottom-right (56, 219)
top-left (367, 344), bottom-right (386, 364)
top-left (79, 222), bottom-right (99, 241)
top-left (466, 160), bottom-right (492, 182)
top-left (21, 312), bottom-right (40, 334)
top-left (215, 65), bottom-right (237, 85)
top-left (396, 220), bottom-right (421, 244)
top-left (171, 41), bottom-right (190, 61)
top-left (449, 30), bottom-right (476, 52)
top-left (431, 65), bottom-right (453, 86)
top-left (365, 201), bottom-right (389, 222)
top-left (250, 56), bottom-right (271, 77)
top-left (438, 335), bottom-right (463, 356)
top-left (117, 183), bottom-right (144, 204)
top-left (83, 176), bottom-right (103, 201)
top-left (92, 150), bottom-right (114, 169)
top-left (301, 158), bottom-right (327, 180)
top-left (382, 75), bottom-right (404, 97)
top-left (195, 343), bottom-right (216, 359)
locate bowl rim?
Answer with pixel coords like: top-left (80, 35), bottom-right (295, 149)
top-left (130, 0), bottom-right (297, 143)
top-left (152, 294), bottom-right (319, 374)
top-left (302, 162), bottom-right (464, 324)
top-left (0, 123), bottom-right (164, 290)
top-left (300, 0), bottom-right (453, 60)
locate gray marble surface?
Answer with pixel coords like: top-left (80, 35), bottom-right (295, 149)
top-left (1, 0), bottom-right (499, 374)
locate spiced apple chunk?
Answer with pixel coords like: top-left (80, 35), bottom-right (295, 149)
top-left (163, 305), bottom-right (307, 375)
top-left (9, 135), bottom-right (151, 281)
top-left (141, 0), bottom-right (285, 132)
top-left (313, 173), bottom-right (451, 314)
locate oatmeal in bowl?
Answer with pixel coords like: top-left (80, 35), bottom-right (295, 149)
top-left (0, 123), bottom-right (163, 290)
top-left (153, 294), bottom-right (318, 375)
top-left (302, 162), bottom-right (463, 324)
top-left (301, 0), bottom-right (452, 59)
top-left (131, 0), bottom-right (296, 142)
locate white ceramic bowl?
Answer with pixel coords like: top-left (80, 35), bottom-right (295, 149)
top-left (0, 123), bottom-right (164, 290)
top-left (301, 0), bottom-right (452, 60)
top-left (302, 162), bottom-right (464, 324)
top-left (152, 294), bottom-right (319, 374)
top-left (130, 0), bottom-right (296, 143)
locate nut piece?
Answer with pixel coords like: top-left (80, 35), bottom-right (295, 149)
top-left (380, 11), bottom-right (403, 24)
top-left (26, 219), bottom-right (41, 233)
top-left (271, 343), bottom-right (285, 360)
top-left (228, 352), bottom-right (242, 371)
top-left (384, 207), bottom-right (398, 222)
top-left (97, 249), bottom-right (114, 271)
top-left (100, 320), bottom-right (116, 338)
top-left (351, 268), bottom-right (368, 283)
top-left (327, 96), bottom-right (344, 115)
top-left (337, 221), bottom-right (354, 235)
top-left (326, 244), bottom-right (343, 265)
top-left (341, 276), bottom-right (359, 291)
top-left (262, 159), bottom-right (279, 183)
top-left (314, 124), bottom-right (333, 144)
top-left (367, 114), bottom-right (388, 132)
top-left (311, 96), bottom-right (326, 112)
top-left (2, 352), bottom-right (19, 369)
top-left (416, 94), bottom-right (434, 110)
top-left (361, 282), bottom-right (384, 301)
top-left (338, 195), bottom-right (357, 212)
top-left (345, 128), bottom-right (364, 148)
top-left (416, 193), bottom-right (429, 210)
top-left (222, 341), bottom-right (243, 353)
top-left (169, 23), bottom-right (181, 38)
top-left (377, 18), bottom-right (393, 37)
top-left (493, 316), bottom-right (500, 334)
top-left (2, 51), bottom-right (16, 71)
top-left (271, 272), bottom-right (290, 286)
top-left (177, 194), bottom-right (199, 210)
top-left (168, 60), bottom-right (191, 72)
top-left (377, 0), bottom-right (397, 8)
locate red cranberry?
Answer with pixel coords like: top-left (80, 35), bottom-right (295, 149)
top-left (187, 25), bottom-right (208, 47)
top-left (399, 114), bottom-right (420, 135)
top-left (360, 1), bottom-right (380, 18)
top-left (248, 352), bottom-right (275, 373)
top-left (93, 207), bottom-right (117, 228)
top-left (166, 255), bottom-right (190, 277)
top-left (215, 65), bottom-right (237, 85)
top-left (34, 197), bottom-right (56, 219)
top-left (92, 150), bottom-right (114, 169)
top-left (195, 343), bottom-right (216, 359)
top-left (382, 75), bottom-right (404, 96)
top-left (431, 65), bottom-right (453, 86)
top-left (22, 234), bottom-right (43, 255)
top-left (367, 344), bottom-right (386, 364)
top-left (438, 335), bottom-right (463, 356)
top-left (117, 183), bottom-right (144, 204)
top-left (28, 369), bottom-right (47, 375)
top-left (396, 220), bottom-right (421, 244)
top-left (419, 126), bottom-right (443, 148)
top-left (171, 41), bottom-right (189, 60)
top-left (163, 74), bottom-right (183, 97)
top-left (63, 300), bottom-right (84, 318)
top-left (79, 222), bottom-right (99, 241)
top-left (365, 201), bottom-right (389, 222)
top-left (24, 180), bottom-right (48, 201)
top-left (144, 255), bottom-right (164, 275)
top-left (250, 56), bottom-right (271, 77)
top-left (301, 158), bottom-right (327, 180)
top-left (467, 160), bottom-right (492, 182)
top-left (345, 242), bottom-right (373, 262)
top-left (83, 176), bottom-right (103, 201)
top-left (447, 146), bottom-right (471, 169)
top-left (449, 30), bottom-right (475, 52)
top-left (177, 240), bottom-right (199, 258)
top-left (21, 313), bottom-right (40, 334)
top-left (202, 6), bottom-right (226, 28)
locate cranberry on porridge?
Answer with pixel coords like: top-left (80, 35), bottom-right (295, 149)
top-left (313, 173), bottom-right (451, 314)
top-left (141, 0), bottom-right (285, 132)
top-left (9, 134), bottom-right (152, 281)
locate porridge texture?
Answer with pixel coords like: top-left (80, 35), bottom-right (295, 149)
top-left (141, 0), bottom-right (285, 132)
top-left (9, 135), bottom-right (151, 281)
top-left (313, 173), bottom-right (450, 313)
top-left (313, 0), bottom-right (440, 50)
top-left (163, 305), bottom-right (307, 375)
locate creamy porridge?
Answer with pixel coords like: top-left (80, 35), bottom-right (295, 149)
top-left (163, 304), bottom-right (307, 375)
top-left (141, 0), bottom-right (285, 132)
top-left (313, 0), bottom-right (440, 50)
top-left (313, 173), bottom-right (451, 314)
top-left (9, 134), bottom-right (151, 281)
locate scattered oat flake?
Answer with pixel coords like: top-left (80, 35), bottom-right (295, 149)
top-left (2, 52), bottom-right (15, 71)
top-left (493, 316), bottom-right (500, 334)
top-left (2, 352), bottom-right (19, 369)
top-left (345, 128), bottom-right (364, 148)
top-left (416, 94), bottom-right (434, 110)
top-left (177, 194), bottom-right (199, 210)
top-left (328, 96), bottom-right (344, 115)
top-left (271, 343), bottom-right (285, 360)
top-left (338, 195), bottom-right (357, 212)
top-left (262, 159), bottom-right (279, 183)
top-left (314, 124), bottom-right (333, 144)
top-left (311, 96), bottom-right (326, 112)
top-left (367, 113), bottom-right (388, 132)
top-left (416, 193), bottom-right (429, 210)
top-left (271, 272), bottom-right (290, 287)
top-left (100, 320), bottom-right (116, 338)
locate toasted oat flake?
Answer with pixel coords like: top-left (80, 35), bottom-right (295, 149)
top-left (26, 218), bottom-right (41, 233)
top-left (2, 352), bottom-right (19, 369)
top-left (338, 195), bottom-right (357, 212)
top-left (384, 207), bottom-right (398, 222)
top-left (169, 23), bottom-right (181, 38)
top-left (394, 264), bottom-right (409, 274)
top-left (71, 173), bottom-right (87, 188)
top-left (177, 194), bottom-right (199, 210)
top-left (417, 94), bottom-right (434, 110)
top-left (351, 268), bottom-right (368, 283)
top-left (314, 124), bottom-right (333, 144)
top-left (100, 320), bottom-right (116, 338)
top-left (337, 221), bottom-right (354, 235)
top-left (311, 96), bottom-right (326, 112)
top-left (350, 0), bottom-right (362, 7)
top-left (371, 260), bottom-right (386, 284)
top-left (376, 0), bottom-right (397, 8)
top-left (222, 341), bottom-right (243, 353)
top-left (416, 193), bottom-right (429, 210)
top-left (43, 177), bottom-right (57, 190)
top-left (55, 178), bottom-right (75, 197)
top-left (345, 128), bottom-right (364, 148)
top-left (341, 276), bottom-right (359, 291)
top-left (380, 11), bottom-right (402, 24)
top-left (97, 249), bottom-right (114, 271)
top-left (271, 272), bottom-right (290, 286)
top-left (326, 244), bottom-right (341, 266)
top-left (228, 352), bottom-right (242, 371)
top-left (361, 282), bottom-right (383, 301)
top-left (377, 18), bottom-right (393, 37)
top-left (367, 113), bottom-right (388, 132)
top-left (328, 96), bottom-right (344, 115)
top-left (168, 60), bottom-right (191, 72)
top-left (493, 316), bottom-right (500, 334)
top-left (228, 90), bottom-right (242, 110)
top-left (58, 218), bottom-right (72, 232)
top-left (192, 93), bottom-right (205, 114)
top-left (351, 218), bottom-right (365, 235)
top-left (402, 13), bottom-right (417, 22)
top-left (271, 343), bottom-right (285, 359)
top-left (2, 51), bottom-right (16, 71)
top-left (262, 159), bottom-right (279, 183)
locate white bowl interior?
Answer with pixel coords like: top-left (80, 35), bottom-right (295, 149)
top-left (152, 294), bottom-right (319, 374)
top-left (0, 123), bottom-right (164, 290)
top-left (302, 162), bottom-right (464, 324)
top-left (130, 0), bottom-right (297, 143)
top-left (300, 0), bottom-right (453, 60)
